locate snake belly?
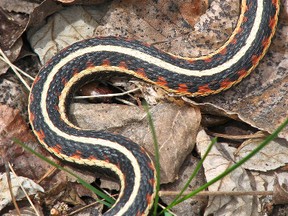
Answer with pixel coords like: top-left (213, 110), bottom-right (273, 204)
top-left (28, 0), bottom-right (279, 215)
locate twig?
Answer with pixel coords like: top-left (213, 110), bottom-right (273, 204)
top-left (0, 49), bottom-right (34, 91)
top-left (8, 163), bottom-right (41, 216)
top-left (206, 131), bottom-right (267, 140)
top-left (74, 87), bottom-right (141, 99)
top-left (159, 190), bottom-right (273, 197)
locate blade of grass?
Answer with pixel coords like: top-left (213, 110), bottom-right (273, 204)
top-left (143, 104), bottom-right (161, 216)
top-left (162, 137), bottom-right (217, 214)
top-left (168, 118), bottom-right (288, 208)
top-left (13, 138), bottom-right (114, 207)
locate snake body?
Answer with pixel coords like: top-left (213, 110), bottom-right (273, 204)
top-left (28, 0), bottom-right (279, 215)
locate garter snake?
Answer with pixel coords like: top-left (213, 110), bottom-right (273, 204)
top-left (28, 0), bottom-right (279, 215)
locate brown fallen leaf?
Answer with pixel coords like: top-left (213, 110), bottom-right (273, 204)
top-left (0, 0), bottom-right (63, 74)
top-left (235, 138), bottom-right (288, 172)
top-left (28, 5), bottom-right (107, 64)
top-left (273, 175), bottom-right (288, 205)
top-left (196, 129), bottom-right (259, 216)
top-left (0, 104), bottom-right (35, 144)
top-left (0, 7), bottom-right (26, 51)
top-left (0, 172), bottom-right (44, 211)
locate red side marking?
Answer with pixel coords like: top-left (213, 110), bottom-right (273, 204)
top-left (136, 211), bottom-right (142, 216)
top-left (261, 37), bottom-right (270, 48)
top-left (242, 16), bottom-right (248, 23)
top-left (243, 3), bottom-right (248, 12)
top-left (187, 59), bottom-right (195, 64)
top-left (198, 84), bottom-right (212, 94)
top-left (54, 105), bottom-right (59, 112)
top-left (219, 47), bottom-right (227, 55)
top-left (88, 155), bottom-right (97, 160)
top-left (71, 150), bottom-right (82, 160)
top-left (45, 58), bottom-right (53, 65)
top-left (57, 92), bottom-right (62, 101)
top-left (220, 78), bottom-right (233, 89)
top-left (231, 38), bottom-right (237, 44)
top-left (118, 61), bottom-right (128, 69)
top-left (33, 75), bottom-right (41, 84)
top-left (50, 144), bottom-right (62, 155)
top-left (136, 68), bottom-right (147, 78)
top-left (272, 0), bottom-right (278, 7)
top-left (124, 38), bottom-right (134, 42)
top-left (251, 54), bottom-right (260, 66)
top-left (204, 57), bottom-right (212, 63)
top-left (142, 41), bottom-right (151, 48)
top-left (148, 162), bottom-right (155, 171)
top-left (146, 193), bottom-right (153, 205)
top-left (177, 83), bottom-right (188, 94)
top-left (29, 94), bottom-right (34, 103)
top-left (86, 61), bottom-right (95, 69)
top-left (237, 69), bottom-right (248, 78)
top-left (237, 27), bottom-right (243, 34)
top-left (61, 46), bottom-right (69, 53)
top-left (103, 155), bottom-right (110, 163)
top-left (61, 77), bottom-right (68, 85)
top-left (169, 54), bottom-right (177, 60)
top-left (116, 162), bottom-right (121, 170)
top-left (72, 68), bottom-right (79, 76)
top-left (247, 2), bottom-right (253, 10)
top-left (140, 146), bottom-right (146, 154)
top-left (29, 112), bottom-right (35, 123)
top-left (269, 16), bottom-right (277, 29)
top-left (102, 59), bottom-right (111, 66)
top-left (35, 130), bottom-right (45, 142)
top-left (156, 76), bottom-right (167, 87)
top-left (148, 178), bottom-right (155, 186)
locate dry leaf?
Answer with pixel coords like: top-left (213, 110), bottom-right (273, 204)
top-left (0, 172), bottom-right (44, 211)
top-left (0, 104), bottom-right (35, 144)
top-left (0, 8), bottom-right (26, 50)
top-left (196, 129), bottom-right (288, 215)
top-left (273, 175), bottom-right (288, 205)
top-left (0, 0), bottom-right (39, 14)
top-left (235, 138), bottom-right (288, 172)
top-left (0, 38), bottom-right (22, 75)
top-left (27, 5), bottom-right (109, 64)
top-left (196, 130), bottom-right (258, 216)
top-left (0, 0), bottom-right (60, 74)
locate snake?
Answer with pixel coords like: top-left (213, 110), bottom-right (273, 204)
top-left (28, 0), bottom-right (279, 215)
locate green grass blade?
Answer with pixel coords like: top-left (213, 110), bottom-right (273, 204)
top-left (162, 137), bottom-right (217, 214)
top-left (169, 118), bottom-right (288, 207)
top-left (143, 104), bottom-right (161, 216)
top-left (13, 138), bottom-right (114, 207)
